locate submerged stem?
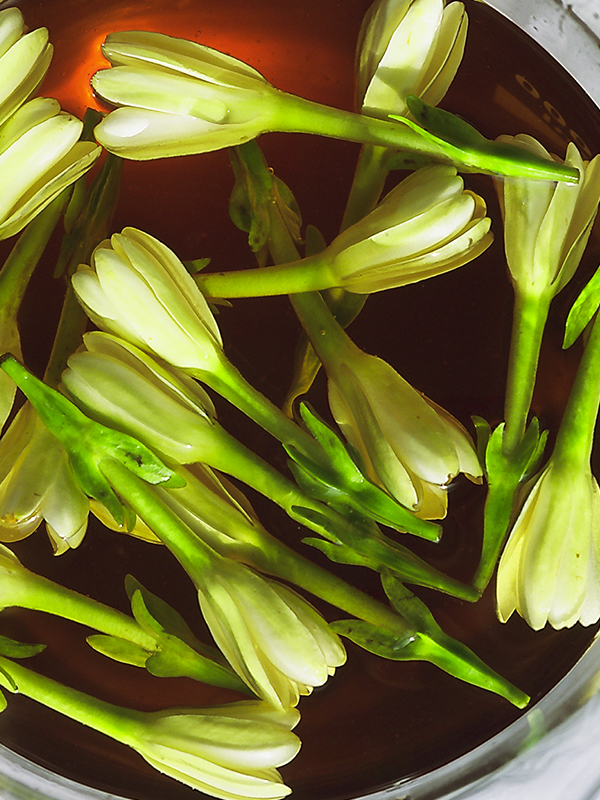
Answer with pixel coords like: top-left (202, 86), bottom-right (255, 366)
top-left (502, 289), bottom-right (551, 457)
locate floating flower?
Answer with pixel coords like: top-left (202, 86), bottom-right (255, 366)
top-left (0, 644), bottom-right (301, 800)
top-left (61, 331), bottom-right (220, 466)
top-left (197, 164), bottom-right (492, 298)
top-left (496, 136), bottom-right (600, 300)
top-left (327, 344), bottom-right (482, 520)
top-left (92, 30), bottom-right (276, 159)
top-left (0, 402), bottom-right (89, 553)
top-left (0, 8), bottom-right (52, 127)
top-left (0, 8), bottom-right (101, 238)
top-left (0, 95), bottom-right (101, 239)
top-left (327, 163), bottom-right (491, 293)
top-left (131, 700), bottom-right (301, 800)
top-left (195, 557), bottom-right (346, 710)
top-left (71, 228), bottom-right (224, 372)
top-left (88, 28), bottom-right (578, 183)
top-left (356, 0), bottom-right (467, 119)
top-left (496, 458), bottom-right (600, 630)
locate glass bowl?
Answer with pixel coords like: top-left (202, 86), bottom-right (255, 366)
top-left (1, 1), bottom-right (600, 799)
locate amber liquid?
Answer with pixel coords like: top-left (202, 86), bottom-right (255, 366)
top-left (1, 0), bottom-right (600, 798)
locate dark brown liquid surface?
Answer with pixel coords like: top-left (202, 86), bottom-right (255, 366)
top-left (1, 0), bottom-right (600, 798)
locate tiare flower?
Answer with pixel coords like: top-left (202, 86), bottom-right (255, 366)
top-left (356, 0), bottom-right (467, 119)
top-left (61, 331), bottom-right (222, 467)
top-left (0, 647), bottom-right (302, 800)
top-left (91, 30), bottom-right (278, 159)
top-left (197, 164), bottom-right (492, 298)
top-left (0, 402), bottom-right (89, 553)
top-left (0, 8), bottom-right (52, 127)
top-left (327, 341), bottom-right (482, 520)
top-left (496, 137), bottom-right (600, 301)
top-left (496, 458), bottom-right (600, 630)
top-left (129, 700), bottom-right (301, 800)
top-left (195, 557), bottom-right (346, 710)
top-left (0, 9), bottom-right (101, 239)
top-left (326, 163), bottom-right (491, 293)
top-left (496, 247), bottom-right (600, 630)
top-left (71, 227), bottom-right (224, 372)
top-left (88, 28), bottom-right (579, 183)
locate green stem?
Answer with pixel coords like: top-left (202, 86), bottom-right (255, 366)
top-left (1, 552), bottom-right (248, 693)
top-left (100, 458), bottom-right (217, 581)
top-left (178, 416), bottom-right (451, 590)
top-left (268, 91), bottom-right (578, 183)
top-left (340, 144), bottom-right (391, 232)
top-left (554, 309), bottom-right (600, 464)
top-left (102, 457), bottom-right (407, 629)
top-left (502, 289), bottom-right (552, 457)
top-left (196, 251), bottom-right (332, 298)
top-left (199, 354), bottom-right (328, 468)
top-left (0, 191), bottom-right (67, 317)
top-left (1, 566), bottom-right (155, 650)
top-left (0, 655), bottom-right (143, 745)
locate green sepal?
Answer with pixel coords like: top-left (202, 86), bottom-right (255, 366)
top-left (290, 505), bottom-right (343, 544)
top-left (380, 571), bottom-right (529, 708)
top-left (0, 355), bottom-right (185, 527)
top-left (0, 690), bottom-right (6, 712)
top-left (485, 418), bottom-right (547, 485)
top-left (125, 578), bottom-right (249, 692)
top-left (286, 403), bottom-right (441, 541)
top-left (473, 418), bottom-right (548, 593)
top-left (304, 225), bottom-right (327, 257)
top-left (563, 263), bottom-right (600, 348)
top-left (301, 537), bottom-right (380, 568)
top-left (86, 634), bottom-right (150, 668)
top-left (89, 579), bottom-right (249, 692)
top-left (184, 257), bottom-right (211, 275)
top-left (472, 415), bottom-right (492, 468)
top-left (294, 503), bottom-right (476, 600)
top-left (392, 97), bottom-right (579, 183)
top-left (330, 618), bottom-right (415, 658)
top-left (0, 634), bottom-right (45, 660)
top-left (126, 575), bottom-right (221, 661)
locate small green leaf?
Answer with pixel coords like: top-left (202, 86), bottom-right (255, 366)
top-left (330, 619), bottom-right (415, 658)
top-left (564, 263), bottom-right (600, 348)
top-left (0, 689), bottom-right (7, 712)
top-left (287, 404), bottom-right (441, 541)
top-left (301, 537), bottom-right (378, 568)
top-left (393, 96), bottom-right (579, 182)
top-left (406, 95), bottom-right (486, 150)
top-left (472, 415), bottom-right (492, 467)
top-left (87, 634), bottom-right (150, 668)
top-left (0, 634), bottom-right (45, 659)
top-left (184, 257), bottom-right (211, 275)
